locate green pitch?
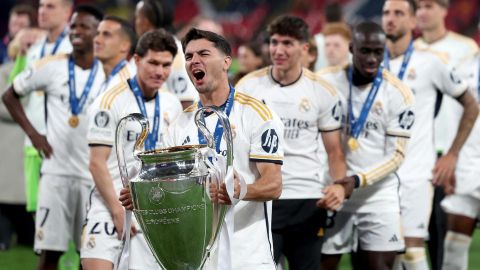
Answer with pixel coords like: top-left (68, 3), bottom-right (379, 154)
top-left (1, 231), bottom-right (480, 269)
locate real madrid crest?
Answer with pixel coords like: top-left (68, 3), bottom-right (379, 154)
top-left (231, 123), bottom-right (237, 139)
top-left (87, 236), bottom-right (96, 249)
top-left (36, 229), bottom-right (44, 241)
top-left (372, 101), bottom-right (383, 116)
top-left (407, 68), bottom-right (416, 80)
top-left (299, 97), bottom-right (311, 113)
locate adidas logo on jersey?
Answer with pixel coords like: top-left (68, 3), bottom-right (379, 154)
top-left (182, 136), bottom-right (191, 145)
top-left (389, 234), bottom-right (399, 242)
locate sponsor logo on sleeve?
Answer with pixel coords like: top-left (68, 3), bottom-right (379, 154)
top-left (172, 75), bottom-right (188, 94)
top-left (261, 129), bottom-right (279, 154)
top-left (94, 111), bottom-right (110, 128)
top-left (331, 100), bottom-right (342, 121)
top-left (399, 110), bottom-right (415, 130)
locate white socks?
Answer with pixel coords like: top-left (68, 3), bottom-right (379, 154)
top-left (443, 231), bottom-right (472, 270)
top-left (393, 247), bottom-right (429, 270)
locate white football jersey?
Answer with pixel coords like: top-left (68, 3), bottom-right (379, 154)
top-left (454, 53), bottom-right (480, 197)
top-left (14, 54), bottom-right (105, 179)
top-left (415, 31), bottom-right (479, 152)
top-left (236, 67), bottom-right (342, 199)
top-left (318, 66), bottom-right (414, 213)
top-left (164, 38), bottom-right (199, 102)
top-left (386, 48), bottom-right (468, 181)
top-left (24, 34), bottom-right (73, 140)
top-left (87, 80), bottom-right (183, 195)
top-left (166, 91), bottom-right (284, 268)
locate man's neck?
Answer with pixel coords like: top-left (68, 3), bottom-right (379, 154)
top-left (72, 51), bottom-right (94, 70)
top-left (103, 55), bottom-right (127, 77)
top-left (387, 34), bottom-right (412, 58)
top-left (137, 78), bottom-right (157, 100)
top-left (350, 65), bottom-right (375, 87)
top-left (422, 25), bottom-right (447, 44)
top-left (47, 23), bottom-right (67, 43)
top-left (271, 64), bottom-right (302, 86)
top-left (199, 82), bottom-right (230, 107)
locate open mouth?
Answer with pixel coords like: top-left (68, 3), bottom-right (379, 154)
top-left (193, 70), bottom-right (205, 80)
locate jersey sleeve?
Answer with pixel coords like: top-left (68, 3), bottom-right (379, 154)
top-left (12, 60), bottom-right (53, 96)
top-left (248, 110), bottom-right (284, 164)
top-left (432, 56), bottom-right (468, 98)
top-left (316, 85), bottom-right (342, 132)
top-left (87, 95), bottom-right (118, 147)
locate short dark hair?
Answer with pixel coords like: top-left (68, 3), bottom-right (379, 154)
top-left (103, 15), bottom-right (137, 56)
top-left (267, 15), bottom-right (310, 42)
top-left (135, 29), bottom-right (177, 58)
top-left (73, 4), bottom-right (103, 22)
top-left (10, 4), bottom-right (37, 28)
top-left (405, 0), bottom-right (418, 13)
top-left (325, 3), bottom-right (343, 23)
top-left (352, 21), bottom-right (385, 43)
top-left (139, 0), bottom-right (174, 32)
top-left (182, 28), bottom-right (232, 56)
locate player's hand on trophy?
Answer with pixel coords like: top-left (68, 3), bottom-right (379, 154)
top-left (119, 187), bottom-right (133, 210)
top-left (317, 184), bottom-right (347, 211)
top-left (30, 133), bottom-right (53, 158)
top-left (112, 204), bottom-right (137, 240)
top-left (209, 172), bottom-right (241, 205)
top-left (432, 153), bottom-right (457, 193)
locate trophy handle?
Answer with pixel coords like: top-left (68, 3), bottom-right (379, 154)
top-left (115, 113), bottom-right (149, 187)
top-left (194, 106), bottom-right (233, 169)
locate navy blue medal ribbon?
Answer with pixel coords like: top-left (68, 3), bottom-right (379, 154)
top-left (40, 28), bottom-right (68, 58)
top-left (128, 76), bottom-right (160, 151)
top-left (197, 85), bottom-right (235, 154)
top-left (347, 65), bottom-right (383, 149)
top-left (383, 40), bottom-right (414, 80)
top-left (67, 56), bottom-right (99, 127)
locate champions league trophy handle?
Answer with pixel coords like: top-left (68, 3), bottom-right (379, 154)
top-left (194, 106), bottom-right (234, 169)
top-left (115, 113), bottom-right (149, 187)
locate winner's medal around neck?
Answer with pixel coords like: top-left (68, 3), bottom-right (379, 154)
top-left (68, 115), bottom-right (79, 128)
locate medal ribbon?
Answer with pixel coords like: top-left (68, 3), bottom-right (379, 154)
top-left (40, 28), bottom-right (68, 58)
top-left (348, 65), bottom-right (384, 139)
top-left (128, 76), bottom-right (160, 151)
top-left (100, 60), bottom-right (127, 92)
top-left (68, 56), bottom-right (99, 116)
top-left (383, 40), bottom-right (414, 80)
top-left (197, 85), bottom-right (235, 153)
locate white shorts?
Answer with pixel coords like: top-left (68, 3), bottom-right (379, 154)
top-left (80, 194), bottom-right (160, 269)
top-left (34, 174), bottom-right (92, 252)
top-left (398, 179), bottom-right (433, 238)
top-left (441, 194), bottom-right (480, 220)
top-left (322, 210), bottom-right (405, 254)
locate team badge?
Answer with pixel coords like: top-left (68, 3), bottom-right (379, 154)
top-left (261, 129), bottom-right (279, 154)
top-left (87, 236), bottom-right (96, 249)
top-left (94, 111), bottom-right (110, 128)
top-left (407, 68), bottom-right (416, 80)
top-left (149, 186), bottom-right (165, 205)
top-left (299, 97), bottom-right (311, 113)
top-left (163, 112), bottom-right (170, 125)
top-left (36, 229), bottom-right (44, 241)
top-left (399, 110), bottom-right (415, 129)
top-left (372, 101), bottom-right (383, 116)
top-left (231, 124), bottom-right (237, 139)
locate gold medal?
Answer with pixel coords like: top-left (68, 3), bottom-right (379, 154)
top-left (348, 137), bottom-right (359, 151)
top-left (68, 115), bottom-right (79, 128)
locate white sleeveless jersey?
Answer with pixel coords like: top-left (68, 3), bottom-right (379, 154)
top-left (386, 48), bottom-right (467, 181)
top-left (87, 80), bottom-right (183, 194)
top-left (166, 91), bottom-right (284, 268)
top-left (236, 67), bottom-right (342, 199)
top-left (23, 35), bottom-right (72, 142)
top-left (415, 31), bottom-right (479, 152)
top-left (14, 54), bottom-right (105, 179)
top-left (318, 66), bottom-right (414, 213)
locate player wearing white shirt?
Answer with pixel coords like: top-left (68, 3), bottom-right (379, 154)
top-left (236, 16), bottom-right (347, 269)
top-left (81, 29), bottom-right (182, 270)
top-left (440, 53), bottom-right (480, 270)
top-left (415, 1), bottom-right (480, 268)
top-left (2, 6), bottom-right (104, 270)
top-left (381, 1), bottom-right (478, 269)
top-left (120, 28), bottom-right (284, 270)
top-left (318, 22), bottom-right (414, 270)
top-left (22, 0), bottom-right (73, 214)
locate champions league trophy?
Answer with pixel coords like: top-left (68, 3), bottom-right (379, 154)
top-left (115, 107), bottom-right (233, 270)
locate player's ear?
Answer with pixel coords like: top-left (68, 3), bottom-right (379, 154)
top-left (223, 55), bottom-right (232, 71)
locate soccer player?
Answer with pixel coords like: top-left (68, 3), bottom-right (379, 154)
top-left (318, 21), bottom-right (414, 270)
top-left (439, 52), bottom-right (480, 270)
top-left (323, 23), bottom-right (352, 67)
top-left (414, 1), bottom-right (479, 267)
top-left (81, 29), bottom-right (182, 270)
top-left (2, 5), bottom-right (104, 270)
top-left (22, 0), bottom-right (73, 214)
top-left (121, 28), bottom-right (285, 269)
top-left (235, 15), bottom-right (347, 269)
top-left (381, 1), bottom-right (478, 269)
top-left (93, 16), bottom-right (137, 91)
top-left (134, 0), bottom-right (198, 108)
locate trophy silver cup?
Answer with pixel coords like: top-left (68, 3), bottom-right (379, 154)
top-left (115, 107), bottom-right (233, 270)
